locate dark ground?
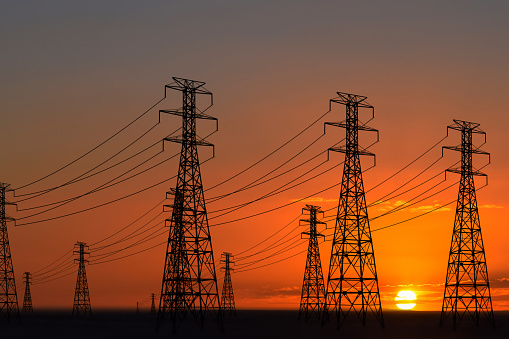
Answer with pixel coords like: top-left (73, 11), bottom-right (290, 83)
top-left (2, 310), bottom-right (507, 339)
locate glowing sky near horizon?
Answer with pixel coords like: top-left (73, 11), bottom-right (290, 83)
top-left (1, 1), bottom-right (509, 311)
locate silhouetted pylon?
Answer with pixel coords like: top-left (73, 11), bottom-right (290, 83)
top-left (440, 119), bottom-right (494, 328)
top-left (0, 182), bottom-right (19, 320)
top-left (323, 92), bottom-right (384, 328)
top-left (151, 293), bottom-right (156, 314)
top-left (220, 252), bottom-right (236, 317)
top-left (157, 77), bottom-right (222, 330)
top-left (72, 242), bottom-right (91, 316)
top-left (22, 272), bottom-right (33, 314)
top-left (298, 205), bottom-right (326, 321)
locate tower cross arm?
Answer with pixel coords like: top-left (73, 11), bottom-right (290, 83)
top-left (164, 136), bottom-right (214, 147)
top-left (330, 92), bottom-right (372, 108)
top-left (159, 109), bottom-right (217, 121)
top-left (301, 231), bottom-right (325, 239)
top-left (442, 145), bottom-right (489, 156)
top-left (324, 121), bottom-right (377, 133)
top-left (329, 146), bottom-right (375, 158)
top-left (445, 167), bottom-right (487, 177)
top-left (165, 77), bottom-right (212, 95)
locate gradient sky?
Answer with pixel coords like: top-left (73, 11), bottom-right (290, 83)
top-left (1, 1), bottom-right (509, 311)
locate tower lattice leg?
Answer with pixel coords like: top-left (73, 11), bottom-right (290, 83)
top-left (220, 252), bottom-right (236, 317)
top-left (0, 183), bottom-right (19, 321)
top-left (157, 77), bottom-right (222, 330)
top-left (323, 93), bottom-right (383, 328)
top-left (298, 205), bottom-right (326, 321)
top-left (22, 272), bottom-right (33, 314)
top-left (440, 120), bottom-right (494, 328)
top-left (72, 242), bottom-right (91, 316)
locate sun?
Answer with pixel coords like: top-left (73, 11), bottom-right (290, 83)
top-left (395, 290), bottom-right (417, 310)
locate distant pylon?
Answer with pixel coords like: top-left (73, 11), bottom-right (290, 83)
top-left (0, 182), bottom-right (19, 320)
top-left (440, 119), bottom-right (494, 328)
top-left (323, 92), bottom-right (384, 328)
top-left (72, 242), bottom-right (91, 316)
top-left (22, 272), bottom-right (33, 314)
top-left (136, 302), bottom-right (139, 314)
top-left (298, 205), bottom-right (326, 321)
top-left (157, 77), bottom-right (222, 330)
top-left (220, 252), bottom-right (236, 317)
top-left (151, 293), bottom-right (156, 314)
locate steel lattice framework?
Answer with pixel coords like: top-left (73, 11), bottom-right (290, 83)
top-left (157, 77), bottom-right (222, 330)
top-left (440, 119), bottom-right (494, 328)
top-left (323, 92), bottom-right (384, 328)
top-left (151, 293), bottom-right (156, 314)
top-left (298, 205), bottom-right (326, 321)
top-left (72, 242), bottom-right (91, 316)
top-left (220, 252), bottom-right (236, 317)
top-left (22, 272), bottom-right (33, 314)
top-left (0, 182), bottom-right (19, 320)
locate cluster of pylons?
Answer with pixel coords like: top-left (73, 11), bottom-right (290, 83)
top-left (297, 94), bottom-right (494, 330)
top-left (0, 78), bottom-right (494, 333)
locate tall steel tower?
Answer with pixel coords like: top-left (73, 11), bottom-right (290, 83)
top-left (323, 92), bottom-right (383, 328)
top-left (220, 252), bottom-right (236, 317)
top-left (157, 77), bottom-right (222, 330)
top-left (22, 272), bottom-right (33, 314)
top-left (0, 182), bottom-right (19, 320)
top-left (298, 205), bottom-right (326, 321)
top-left (440, 119), bottom-right (494, 328)
top-left (72, 242), bottom-right (91, 316)
top-left (151, 293), bottom-right (156, 314)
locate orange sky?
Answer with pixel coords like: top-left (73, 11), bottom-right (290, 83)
top-left (1, 1), bottom-right (509, 312)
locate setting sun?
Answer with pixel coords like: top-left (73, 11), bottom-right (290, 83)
top-left (395, 291), bottom-right (417, 310)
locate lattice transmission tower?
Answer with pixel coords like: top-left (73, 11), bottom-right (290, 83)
top-left (151, 293), bottom-right (156, 314)
top-left (72, 242), bottom-right (91, 316)
top-left (220, 252), bottom-right (236, 317)
top-left (0, 182), bottom-right (19, 320)
top-left (157, 77), bottom-right (222, 330)
top-left (323, 92), bottom-right (383, 328)
top-left (22, 272), bottom-right (33, 314)
top-left (440, 119), bottom-right (494, 328)
top-left (298, 205), bottom-right (326, 321)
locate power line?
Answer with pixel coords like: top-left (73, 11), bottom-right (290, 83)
top-left (208, 134), bottom-right (334, 202)
top-left (365, 135), bottom-right (448, 194)
top-left (17, 149), bottom-right (174, 212)
top-left (236, 248), bottom-right (307, 274)
top-left (90, 214), bottom-right (165, 253)
top-left (208, 158), bottom-right (331, 217)
top-left (32, 249), bottom-right (73, 274)
top-left (209, 181), bottom-right (341, 227)
top-left (234, 214), bottom-right (302, 257)
top-left (13, 96), bottom-right (166, 192)
top-left (89, 198), bottom-right (165, 247)
top-left (235, 237), bottom-right (305, 269)
top-left (205, 109), bottom-right (332, 192)
top-left (90, 222), bottom-right (166, 259)
top-left (89, 240), bottom-right (166, 266)
top-left (15, 156), bottom-right (214, 226)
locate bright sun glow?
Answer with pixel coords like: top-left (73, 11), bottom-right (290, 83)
top-left (395, 290), bottom-right (417, 310)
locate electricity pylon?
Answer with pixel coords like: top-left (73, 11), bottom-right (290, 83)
top-left (323, 92), bottom-right (383, 328)
top-left (151, 293), bottom-right (156, 314)
top-left (157, 77), bottom-right (222, 330)
top-left (298, 205), bottom-right (326, 321)
top-left (72, 242), bottom-right (91, 316)
top-left (0, 182), bottom-right (19, 320)
top-left (22, 272), bottom-right (33, 314)
top-left (440, 119), bottom-right (494, 328)
top-left (220, 252), bottom-right (236, 317)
